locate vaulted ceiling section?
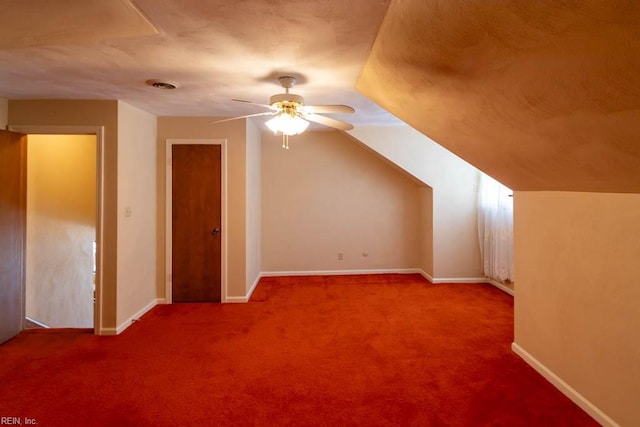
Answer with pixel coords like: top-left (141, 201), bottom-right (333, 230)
top-left (357, 0), bottom-right (640, 193)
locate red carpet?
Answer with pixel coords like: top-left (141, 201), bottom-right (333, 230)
top-left (0, 274), bottom-right (598, 426)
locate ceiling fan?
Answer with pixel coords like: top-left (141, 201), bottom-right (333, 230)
top-left (210, 76), bottom-right (355, 149)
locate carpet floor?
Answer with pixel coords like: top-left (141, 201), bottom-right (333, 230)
top-left (0, 274), bottom-right (598, 426)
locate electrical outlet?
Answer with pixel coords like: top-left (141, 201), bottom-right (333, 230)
top-left (338, 252), bottom-right (344, 261)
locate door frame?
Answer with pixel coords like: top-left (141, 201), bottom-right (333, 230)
top-left (9, 125), bottom-right (105, 334)
top-left (165, 139), bottom-right (228, 303)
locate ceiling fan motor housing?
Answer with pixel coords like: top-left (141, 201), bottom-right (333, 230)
top-left (270, 93), bottom-right (305, 117)
top-left (270, 93), bottom-right (304, 106)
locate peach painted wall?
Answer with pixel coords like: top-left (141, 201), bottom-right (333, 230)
top-left (8, 100), bottom-right (119, 331)
top-left (347, 126), bottom-right (481, 280)
top-left (245, 120), bottom-right (262, 292)
top-left (417, 186), bottom-right (434, 277)
top-left (0, 98), bottom-right (7, 128)
top-left (261, 131), bottom-right (422, 272)
top-left (26, 134), bottom-right (95, 328)
top-left (156, 117), bottom-right (249, 299)
top-left (116, 101), bottom-right (157, 328)
top-left (514, 191), bottom-right (640, 426)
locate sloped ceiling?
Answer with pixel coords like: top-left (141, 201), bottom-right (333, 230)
top-left (357, 0), bottom-right (640, 192)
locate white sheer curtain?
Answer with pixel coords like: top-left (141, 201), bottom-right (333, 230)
top-left (477, 173), bottom-right (514, 282)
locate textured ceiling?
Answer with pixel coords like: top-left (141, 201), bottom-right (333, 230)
top-left (5, 0), bottom-right (639, 193)
top-left (0, 0), bottom-right (399, 126)
top-left (357, 0), bottom-right (640, 193)
top-left (0, 0), bottom-right (159, 49)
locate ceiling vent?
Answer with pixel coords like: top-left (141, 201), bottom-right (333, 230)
top-left (146, 79), bottom-right (179, 90)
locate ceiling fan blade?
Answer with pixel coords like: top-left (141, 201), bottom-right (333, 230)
top-left (304, 113), bottom-right (354, 131)
top-left (209, 111), bottom-right (275, 124)
top-left (232, 99), bottom-right (275, 110)
top-left (302, 105), bottom-right (355, 114)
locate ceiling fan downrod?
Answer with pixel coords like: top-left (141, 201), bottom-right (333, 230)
top-left (278, 75), bottom-right (297, 93)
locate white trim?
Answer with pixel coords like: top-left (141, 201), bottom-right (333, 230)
top-left (487, 278), bottom-right (514, 296)
top-left (430, 277), bottom-right (490, 284)
top-left (226, 273), bottom-right (263, 303)
top-left (418, 269), bottom-right (490, 284)
top-left (238, 270), bottom-right (494, 302)
top-left (9, 125), bottom-right (106, 336)
top-left (419, 270), bottom-right (434, 282)
top-left (511, 342), bottom-right (619, 427)
top-left (248, 273), bottom-right (262, 297)
top-left (260, 268), bottom-right (424, 277)
top-left (24, 317), bottom-right (50, 329)
top-left (225, 296), bottom-right (250, 303)
top-left (114, 298), bottom-right (160, 335)
top-left (220, 270), bottom-right (504, 303)
top-left (244, 272), bottom-right (262, 302)
top-left (165, 139), bottom-right (228, 303)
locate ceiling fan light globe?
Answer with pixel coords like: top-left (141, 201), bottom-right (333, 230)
top-left (265, 116), bottom-right (281, 134)
top-left (289, 115), bottom-right (310, 135)
top-left (266, 113), bottom-right (309, 136)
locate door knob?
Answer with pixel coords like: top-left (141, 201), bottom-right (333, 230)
top-left (211, 228), bottom-right (220, 235)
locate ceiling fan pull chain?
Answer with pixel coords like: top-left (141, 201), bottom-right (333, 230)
top-left (282, 134), bottom-right (290, 150)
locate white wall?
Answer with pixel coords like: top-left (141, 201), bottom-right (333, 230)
top-left (514, 191), bottom-right (640, 427)
top-left (245, 120), bottom-right (262, 292)
top-left (116, 101), bottom-right (157, 328)
top-left (262, 131), bottom-right (422, 273)
top-left (347, 126), bottom-right (481, 280)
top-left (417, 186), bottom-right (434, 276)
top-left (26, 134), bottom-right (96, 328)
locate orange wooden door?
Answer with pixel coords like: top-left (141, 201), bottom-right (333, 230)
top-left (0, 130), bottom-right (26, 343)
top-left (171, 144), bottom-right (222, 302)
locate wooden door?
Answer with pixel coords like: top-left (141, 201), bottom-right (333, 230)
top-left (0, 130), bottom-right (26, 343)
top-left (171, 144), bottom-right (222, 302)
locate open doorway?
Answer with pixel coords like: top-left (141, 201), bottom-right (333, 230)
top-left (24, 134), bottom-right (97, 329)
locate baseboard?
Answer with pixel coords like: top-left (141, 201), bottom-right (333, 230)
top-left (24, 317), bottom-right (50, 329)
top-left (511, 342), bottom-right (619, 427)
top-left (261, 268), bottom-right (423, 277)
top-left (419, 270), bottom-right (434, 282)
top-left (225, 273), bottom-right (262, 303)
top-left (246, 273), bottom-right (262, 301)
top-left (113, 298), bottom-right (160, 335)
top-left (487, 278), bottom-right (514, 296)
top-left (419, 270), bottom-right (490, 284)
top-left (223, 270), bottom-right (496, 304)
top-left (432, 277), bottom-right (490, 284)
